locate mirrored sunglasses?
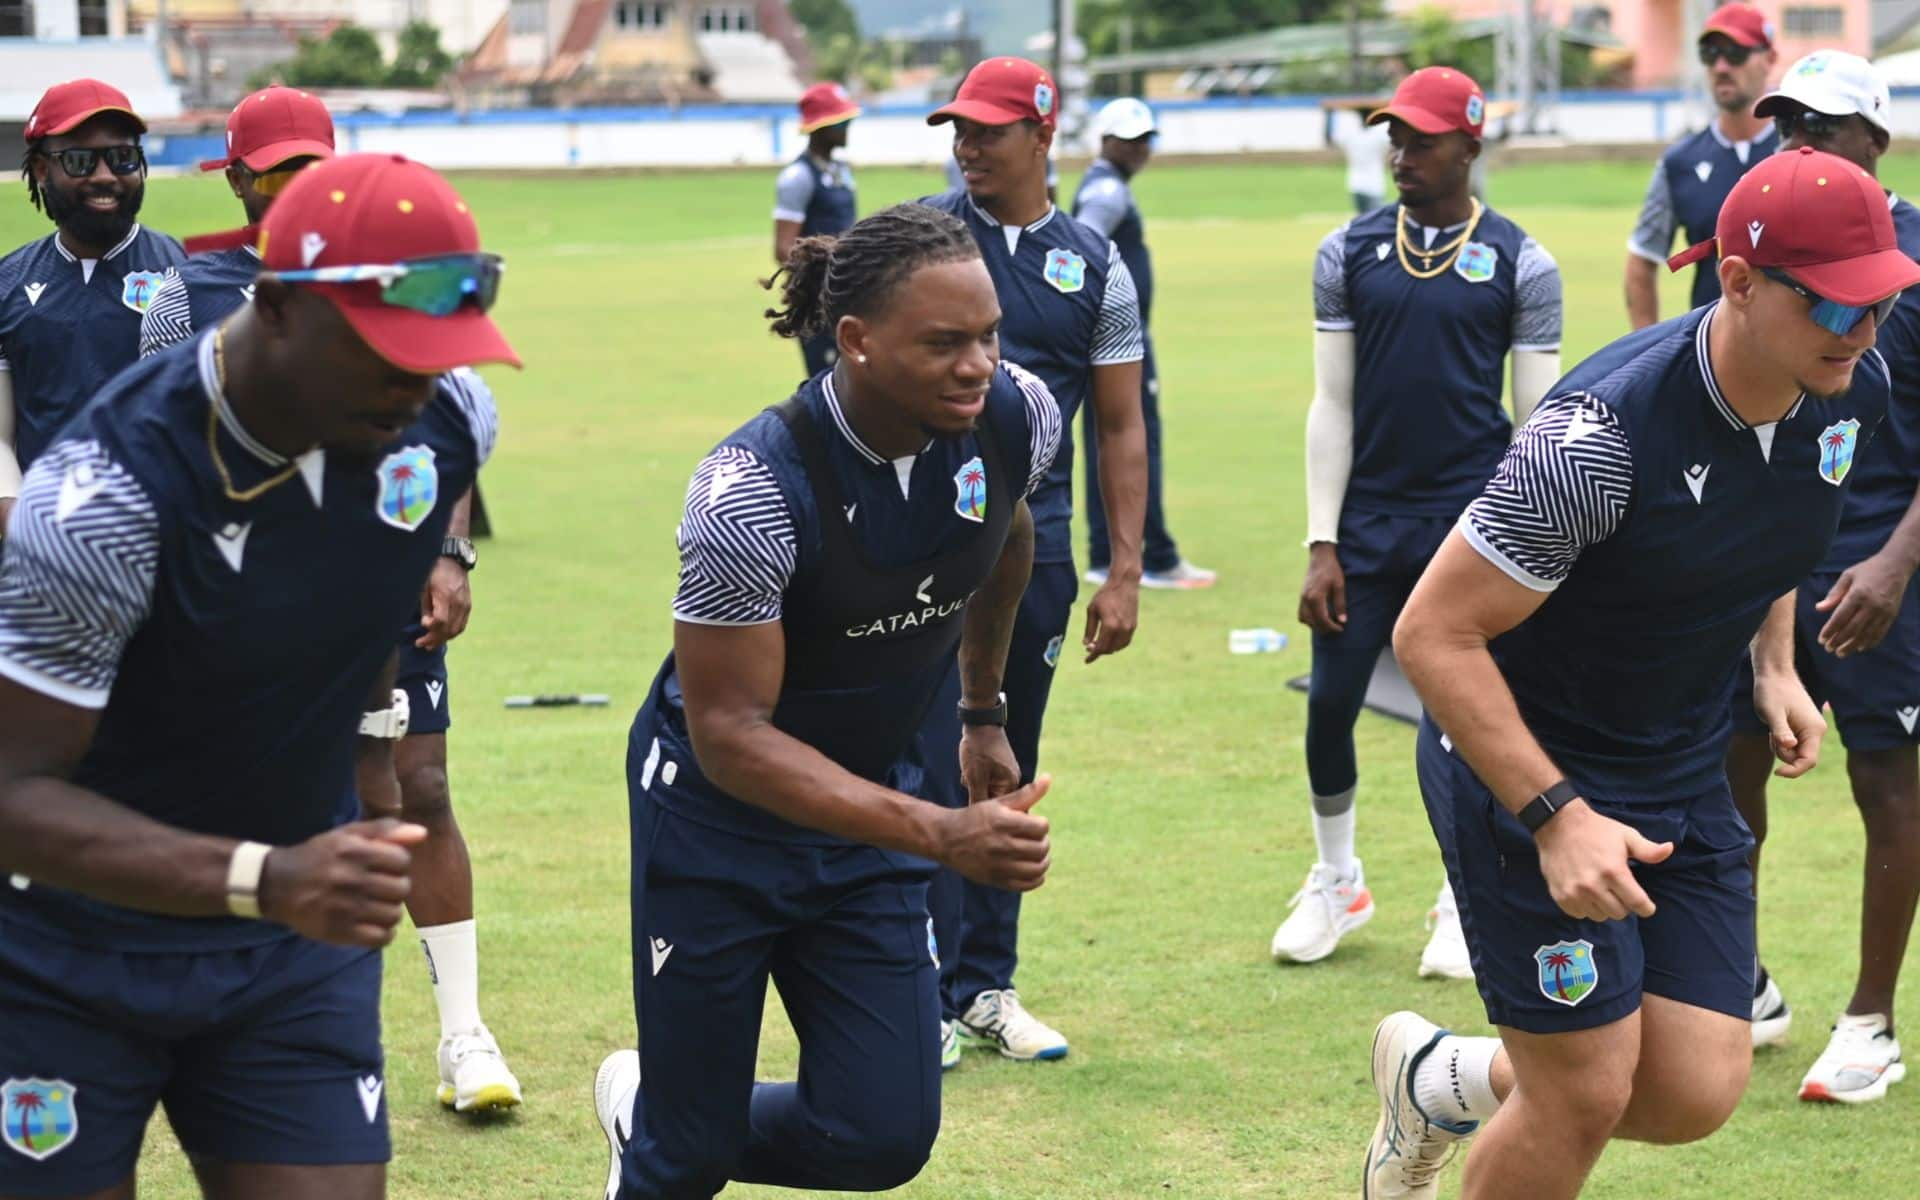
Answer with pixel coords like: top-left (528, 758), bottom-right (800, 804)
top-left (48, 144), bottom-right (144, 178)
top-left (273, 253), bottom-right (505, 316)
top-left (1761, 266), bottom-right (1900, 335)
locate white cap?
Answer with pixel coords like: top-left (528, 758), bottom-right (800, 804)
top-left (1093, 97), bottom-right (1156, 140)
top-left (1755, 50), bottom-right (1892, 133)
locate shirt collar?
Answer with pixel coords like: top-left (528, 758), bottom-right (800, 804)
top-left (820, 374), bottom-right (930, 466)
top-left (1706, 121), bottom-right (1778, 154)
top-left (197, 330), bottom-right (291, 467)
top-left (50, 223), bottom-right (142, 264)
top-left (1696, 303), bottom-right (1803, 430)
top-left (966, 193), bottom-right (1056, 233)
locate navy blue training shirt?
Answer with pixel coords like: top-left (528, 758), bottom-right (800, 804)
top-left (1629, 123), bottom-right (1778, 309)
top-left (0, 330), bottom-right (496, 950)
top-left (0, 224), bottom-right (185, 468)
top-left (1314, 203), bottom-right (1563, 518)
top-left (1461, 304), bottom-right (1890, 800)
top-left (137, 246), bottom-right (259, 358)
top-left (1072, 157), bottom-right (1153, 323)
top-left (642, 362), bottom-right (1062, 843)
top-left (773, 154), bottom-right (857, 238)
top-left (918, 190), bottom-right (1144, 564)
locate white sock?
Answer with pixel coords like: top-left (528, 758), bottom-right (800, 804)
top-left (418, 918), bottom-right (484, 1038)
top-left (1413, 1034), bottom-right (1503, 1125)
top-left (1311, 791), bottom-right (1357, 877)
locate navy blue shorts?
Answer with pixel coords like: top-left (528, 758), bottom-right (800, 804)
top-left (0, 918), bottom-right (387, 1196)
top-left (397, 626), bottom-right (450, 736)
top-left (1310, 509), bottom-right (1455, 663)
top-left (1007, 561), bottom-right (1080, 781)
top-left (1417, 719), bottom-right (1756, 1035)
top-left (1730, 569), bottom-right (1920, 753)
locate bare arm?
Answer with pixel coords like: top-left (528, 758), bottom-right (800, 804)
top-left (0, 374), bottom-right (17, 529)
top-left (355, 649), bottom-right (404, 821)
top-left (1624, 255), bottom-right (1661, 331)
top-left (959, 499), bottom-right (1034, 708)
top-left (1085, 358), bottom-right (1145, 660)
top-left (1625, 163), bottom-right (1674, 330)
top-left (416, 486), bottom-right (474, 649)
top-left (774, 218), bottom-right (803, 266)
top-left (1811, 480), bottom-right (1920, 658)
top-left (1750, 591), bottom-right (1826, 778)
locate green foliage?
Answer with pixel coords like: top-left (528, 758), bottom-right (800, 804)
top-left (386, 21), bottom-right (455, 89)
top-left (1404, 5), bottom-right (1494, 83)
top-left (789, 0), bottom-right (859, 46)
top-left (813, 31), bottom-right (893, 93)
top-left (249, 20), bottom-right (454, 91)
top-left (1082, 0), bottom-right (1376, 57)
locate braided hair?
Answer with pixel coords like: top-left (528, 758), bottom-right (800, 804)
top-left (20, 146), bottom-right (43, 214)
top-left (764, 203), bottom-right (980, 341)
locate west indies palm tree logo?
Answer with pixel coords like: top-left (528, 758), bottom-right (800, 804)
top-left (1818, 418), bottom-right (1860, 486)
top-left (953, 455), bottom-right (987, 523)
top-left (121, 271), bottom-right (166, 314)
top-left (2, 1078), bottom-right (77, 1161)
top-left (1534, 939), bottom-right (1598, 1007)
top-left (374, 445), bottom-right (440, 532)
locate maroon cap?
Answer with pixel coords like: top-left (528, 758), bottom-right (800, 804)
top-left (1368, 67), bottom-right (1485, 138)
top-left (1701, 3), bottom-right (1774, 48)
top-left (1669, 147), bottom-right (1920, 306)
top-left (200, 87), bottom-right (336, 172)
top-left (25, 79), bottom-right (145, 142)
top-left (928, 57), bottom-right (1058, 130)
top-left (798, 82), bottom-right (861, 134)
top-left (260, 154), bottom-right (519, 373)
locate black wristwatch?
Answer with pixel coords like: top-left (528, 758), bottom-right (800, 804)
top-left (958, 692), bottom-right (1009, 727)
top-left (441, 536), bottom-right (477, 571)
top-left (1518, 779), bottom-right (1580, 835)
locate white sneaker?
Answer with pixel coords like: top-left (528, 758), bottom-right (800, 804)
top-left (1799, 1013), bottom-right (1907, 1104)
top-left (1142, 560), bottom-right (1217, 590)
top-left (594, 1049), bottom-right (640, 1200)
top-left (1270, 860), bottom-right (1373, 964)
top-left (940, 1019), bottom-right (961, 1071)
top-left (436, 1026), bottom-right (523, 1112)
top-left (1364, 1011), bottom-right (1478, 1200)
top-left (1752, 966), bottom-right (1792, 1048)
top-left (1417, 885), bottom-right (1474, 981)
top-left (1084, 566), bottom-right (1109, 586)
top-left (957, 989), bottom-right (1069, 1061)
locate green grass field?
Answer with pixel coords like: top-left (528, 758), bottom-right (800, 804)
top-left (9, 153), bottom-right (1920, 1197)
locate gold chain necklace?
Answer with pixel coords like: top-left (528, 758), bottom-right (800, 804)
top-left (1396, 199), bottom-right (1485, 279)
top-left (210, 328), bottom-right (300, 503)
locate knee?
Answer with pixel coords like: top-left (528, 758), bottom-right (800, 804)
top-left (398, 757), bottom-right (452, 821)
top-left (832, 1121), bottom-right (936, 1192)
top-left (1631, 1076), bottom-right (1746, 1145)
top-left (1519, 1074), bottom-right (1634, 1151)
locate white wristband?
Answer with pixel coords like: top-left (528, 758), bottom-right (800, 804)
top-left (226, 840), bottom-right (272, 918)
top-left (359, 688), bottom-right (411, 739)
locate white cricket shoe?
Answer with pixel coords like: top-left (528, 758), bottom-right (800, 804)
top-left (594, 1049), bottom-right (640, 1200)
top-left (1799, 1014), bottom-right (1907, 1104)
top-left (1364, 1011), bottom-right (1478, 1200)
top-left (1270, 860), bottom-right (1374, 964)
top-left (436, 1026), bottom-right (522, 1112)
top-left (1417, 884), bottom-right (1474, 981)
top-left (957, 989), bottom-right (1069, 1061)
top-left (1143, 561), bottom-right (1218, 590)
top-left (940, 1019), bottom-right (961, 1071)
top-left (1752, 966), bottom-right (1792, 1049)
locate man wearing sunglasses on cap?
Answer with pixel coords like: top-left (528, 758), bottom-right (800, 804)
top-left (1625, 3), bottom-right (1777, 329)
top-left (1716, 51), bottom-right (1920, 1106)
top-left (1364, 147), bottom-right (1916, 1198)
top-left (0, 152), bottom-right (514, 1200)
top-left (139, 87), bottom-right (524, 1120)
top-left (0, 79), bottom-right (183, 530)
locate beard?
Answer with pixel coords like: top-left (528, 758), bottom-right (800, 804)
top-left (42, 179), bottom-right (143, 250)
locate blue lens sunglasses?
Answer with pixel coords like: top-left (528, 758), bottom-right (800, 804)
top-left (1760, 266), bottom-right (1900, 335)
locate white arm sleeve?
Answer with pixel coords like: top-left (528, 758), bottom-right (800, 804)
top-left (1304, 329), bottom-right (1356, 545)
top-left (1509, 350), bottom-right (1562, 433)
top-left (0, 374), bottom-right (20, 502)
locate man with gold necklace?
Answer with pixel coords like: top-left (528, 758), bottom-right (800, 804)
top-left (1275, 67), bottom-right (1562, 979)
top-left (0, 151), bottom-right (515, 1199)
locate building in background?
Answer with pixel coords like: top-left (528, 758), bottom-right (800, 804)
top-left (0, 0), bottom-right (181, 131)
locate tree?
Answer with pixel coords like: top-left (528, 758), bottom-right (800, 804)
top-left (386, 20), bottom-right (454, 88)
top-left (788, 0), bottom-right (857, 47)
top-left (267, 24), bottom-right (387, 89)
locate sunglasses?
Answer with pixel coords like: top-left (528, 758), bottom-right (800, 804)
top-left (1760, 266), bottom-right (1899, 334)
top-left (246, 164), bottom-right (310, 197)
top-left (45, 144), bottom-right (144, 179)
top-left (1772, 109), bottom-right (1854, 141)
top-left (1698, 42), bottom-right (1754, 67)
top-left (273, 253), bottom-right (505, 316)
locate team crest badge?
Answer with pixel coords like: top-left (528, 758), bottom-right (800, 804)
top-left (1818, 419), bottom-right (1860, 486)
top-left (1455, 242), bottom-right (1498, 284)
top-left (1534, 940), bottom-right (1599, 1007)
top-left (1465, 94), bottom-right (1485, 125)
top-left (2, 1078), bottom-right (78, 1161)
top-left (1034, 82), bottom-right (1055, 117)
top-left (120, 270), bottom-right (165, 314)
top-left (927, 916), bottom-right (940, 968)
top-left (1043, 248), bottom-right (1086, 294)
top-left (374, 445), bottom-right (439, 531)
top-left (953, 456), bottom-right (987, 523)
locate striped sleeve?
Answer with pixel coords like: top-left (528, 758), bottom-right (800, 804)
top-left (1313, 224), bottom-right (1353, 330)
top-left (0, 440), bottom-right (160, 707)
top-left (1511, 238), bottom-right (1564, 352)
top-left (773, 160), bottom-right (814, 224)
top-left (137, 269), bottom-right (194, 358)
top-left (1459, 393), bottom-right (1633, 591)
top-left (1090, 245), bottom-right (1146, 366)
top-left (1627, 162), bottom-right (1676, 264)
top-left (1073, 176), bottom-right (1130, 237)
top-left (439, 367), bottom-right (499, 467)
top-left (671, 446), bottom-right (797, 626)
top-left (1000, 360), bottom-right (1063, 498)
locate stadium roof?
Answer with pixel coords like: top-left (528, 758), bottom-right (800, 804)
top-left (1088, 17), bottom-right (1620, 77)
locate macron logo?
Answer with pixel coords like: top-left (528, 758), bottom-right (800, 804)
top-left (708, 465), bottom-right (741, 505)
top-left (22, 282), bottom-right (45, 306)
top-left (213, 522), bottom-right (250, 572)
top-left (56, 463), bottom-right (105, 522)
top-left (1375, 242), bottom-right (1391, 261)
top-left (1684, 463), bottom-right (1710, 504)
top-left (300, 232), bottom-right (326, 267)
top-left (426, 680), bottom-right (444, 709)
top-left (1696, 161), bottom-right (1714, 183)
top-left (1748, 220), bottom-right (1765, 249)
top-left (1899, 706), bottom-right (1919, 735)
top-left (1561, 412), bottom-right (1605, 446)
top-left (356, 1074), bottom-right (384, 1123)
top-left (649, 936), bottom-right (674, 976)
